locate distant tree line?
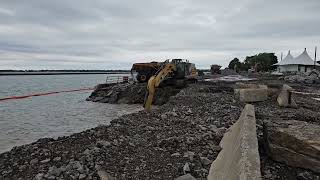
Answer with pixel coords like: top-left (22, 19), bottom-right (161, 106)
top-left (228, 53), bottom-right (278, 72)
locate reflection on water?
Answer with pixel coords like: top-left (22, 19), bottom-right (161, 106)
top-left (0, 74), bottom-right (142, 153)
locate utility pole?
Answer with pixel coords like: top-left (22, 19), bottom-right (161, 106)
top-left (315, 46), bottom-right (317, 69)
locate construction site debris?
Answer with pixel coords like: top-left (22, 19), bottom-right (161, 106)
top-left (208, 104), bottom-right (261, 180)
top-left (1, 77), bottom-right (320, 179)
top-left (284, 69), bottom-right (320, 84)
top-left (205, 75), bottom-right (256, 82)
top-left (234, 83), bottom-right (269, 103)
top-left (87, 82), bottom-right (182, 105)
top-left (221, 68), bottom-right (239, 76)
top-left (277, 84), bottom-right (297, 107)
top-left (265, 120), bottom-right (320, 173)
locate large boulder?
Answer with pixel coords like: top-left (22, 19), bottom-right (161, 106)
top-left (265, 120), bottom-right (320, 173)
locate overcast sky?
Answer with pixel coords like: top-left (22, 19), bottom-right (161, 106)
top-left (0, 0), bottom-right (319, 70)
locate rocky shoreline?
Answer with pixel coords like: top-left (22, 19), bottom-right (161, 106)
top-left (1, 80), bottom-right (320, 180)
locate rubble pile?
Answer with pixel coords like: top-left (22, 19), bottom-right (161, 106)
top-left (0, 83), bottom-right (244, 180)
top-left (86, 82), bottom-right (182, 105)
top-left (253, 89), bottom-right (320, 180)
top-left (284, 69), bottom-right (320, 84)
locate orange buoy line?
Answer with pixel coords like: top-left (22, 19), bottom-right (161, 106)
top-left (0, 88), bottom-right (94, 102)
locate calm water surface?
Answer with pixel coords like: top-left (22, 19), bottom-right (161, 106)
top-left (0, 74), bottom-right (142, 153)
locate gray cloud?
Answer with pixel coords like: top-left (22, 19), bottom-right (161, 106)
top-left (0, 0), bottom-right (319, 69)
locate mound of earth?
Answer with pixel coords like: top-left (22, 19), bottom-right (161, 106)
top-left (86, 82), bottom-right (182, 105)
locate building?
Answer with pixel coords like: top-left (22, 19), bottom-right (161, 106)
top-left (276, 48), bottom-right (320, 73)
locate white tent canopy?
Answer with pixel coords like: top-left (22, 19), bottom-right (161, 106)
top-left (277, 48), bottom-right (320, 66)
top-left (276, 50), bottom-right (294, 65)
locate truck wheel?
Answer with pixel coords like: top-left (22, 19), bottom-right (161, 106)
top-left (137, 74), bottom-right (148, 83)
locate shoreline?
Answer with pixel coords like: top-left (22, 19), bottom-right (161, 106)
top-left (1, 80), bottom-right (320, 179)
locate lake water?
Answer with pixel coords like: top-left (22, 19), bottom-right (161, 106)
top-left (0, 74), bottom-right (142, 153)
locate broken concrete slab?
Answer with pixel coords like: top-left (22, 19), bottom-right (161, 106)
top-left (277, 84), bottom-right (297, 108)
top-left (266, 120), bottom-right (320, 173)
top-left (234, 83), bottom-right (269, 102)
top-left (208, 104), bottom-right (261, 180)
top-left (238, 88), bottom-right (268, 102)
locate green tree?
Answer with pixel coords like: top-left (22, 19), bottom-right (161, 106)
top-left (243, 53), bottom-right (278, 72)
top-left (228, 58), bottom-right (241, 70)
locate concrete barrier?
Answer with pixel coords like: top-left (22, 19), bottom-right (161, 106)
top-left (234, 83), bottom-right (268, 102)
top-left (208, 104), bottom-right (261, 180)
top-left (277, 84), bottom-right (297, 108)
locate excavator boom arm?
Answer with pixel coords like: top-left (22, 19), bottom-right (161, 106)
top-left (144, 63), bottom-right (176, 111)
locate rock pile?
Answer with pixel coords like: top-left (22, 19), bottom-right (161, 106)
top-left (284, 69), bottom-right (320, 84)
top-left (87, 82), bottom-right (182, 105)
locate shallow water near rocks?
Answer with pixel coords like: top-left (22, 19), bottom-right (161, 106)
top-left (0, 74), bottom-right (142, 153)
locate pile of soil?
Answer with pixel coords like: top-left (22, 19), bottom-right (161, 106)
top-left (87, 82), bottom-right (182, 106)
top-left (0, 83), bottom-right (244, 180)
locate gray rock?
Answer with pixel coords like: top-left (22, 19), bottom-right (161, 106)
top-left (48, 166), bottom-right (61, 176)
top-left (200, 157), bottom-right (212, 166)
top-left (160, 114), bottom-right (167, 120)
top-left (40, 158), bottom-right (51, 163)
top-left (33, 173), bottom-right (44, 180)
top-left (171, 152), bottom-right (181, 157)
top-left (19, 165), bottom-right (27, 171)
top-left (183, 163), bottom-right (190, 174)
top-left (53, 157), bottom-right (61, 162)
top-left (183, 151), bottom-right (195, 161)
top-left (266, 120), bottom-right (320, 173)
top-left (174, 174), bottom-right (197, 180)
top-left (30, 158), bottom-right (39, 165)
top-left (297, 171), bottom-right (314, 180)
top-left (79, 174), bottom-right (87, 180)
top-left (96, 140), bottom-right (112, 148)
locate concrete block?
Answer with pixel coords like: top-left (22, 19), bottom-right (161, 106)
top-left (208, 104), bottom-right (261, 180)
top-left (266, 120), bottom-right (320, 173)
top-left (277, 84), bottom-right (297, 107)
top-left (239, 88), bottom-right (268, 102)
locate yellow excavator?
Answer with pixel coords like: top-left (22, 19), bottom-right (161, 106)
top-left (143, 59), bottom-right (198, 111)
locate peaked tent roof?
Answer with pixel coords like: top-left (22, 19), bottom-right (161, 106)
top-left (277, 49), bottom-right (320, 66)
top-left (276, 50), bottom-right (294, 65)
